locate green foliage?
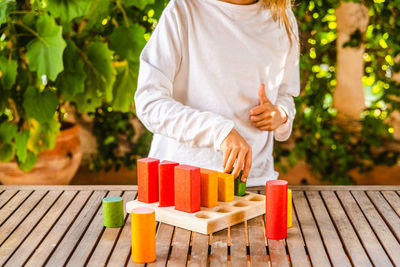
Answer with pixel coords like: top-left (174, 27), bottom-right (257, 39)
top-left (273, 0), bottom-right (400, 184)
top-left (0, 0), bottom-right (160, 172)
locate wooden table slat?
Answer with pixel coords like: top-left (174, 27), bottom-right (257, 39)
top-left (247, 216), bottom-right (268, 266)
top-left (107, 209), bottom-right (134, 267)
top-left (0, 190), bottom-right (61, 265)
top-left (190, 232), bottom-right (210, 266)
top-left (336, 191), bottom-right (393, 267)
top-left (381, 191), bottom-right (400, 217)
top-left (268, 239), bottom-right (289, 267)
top-left (229, 222), bottom-right (248, 267)
top-left (167, 227), bottom-right (191, 266)
top-left (87, 190), bottom-right (137, 267)
top-left (209, 229), bottom-right (228, 267)
top-left (0, 190), bottom-right (47, 245)
top-left (44, 190), bottom-right (107, 266)
top-left (23, 190), bottom-right (92, 267)
top-left (305, 191), bottom-right (351, 267)
top-left (292, 191), bottom-right (331, 267)
top-left (0, 190), bottom-right (18, 209)
top-left (0, 190), bottom-right (32, 226)
top-left (352, 190), bottom-right (400, 266)
top-left (3, 191), bottom-right (77, 267)
top-left (66, 191), bottom-right (123, 267)
top-left (320, 191), bottom-right (372, 267)
top-left (147, 223), bottom-right (174, 267)
top-left (286, 205), bottom-right (310, 267)
top-left (367, 191), bottom-right (400, 243)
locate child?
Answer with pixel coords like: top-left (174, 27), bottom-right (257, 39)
top-left (135, 0), bottom-right (300, 187)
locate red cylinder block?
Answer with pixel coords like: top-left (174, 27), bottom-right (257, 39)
top-left (265, 180), bottom-right (288, 239)
top-left (159, 161), bottom-right (179, 207)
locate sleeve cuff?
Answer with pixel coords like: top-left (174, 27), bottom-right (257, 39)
top-left (214, 121), bottom-right (235, 152)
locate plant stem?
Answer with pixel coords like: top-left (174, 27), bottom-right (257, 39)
top-left (116, 0), bottom-right (130, 27)
top-left (14, 20), bottom-right (46, 44)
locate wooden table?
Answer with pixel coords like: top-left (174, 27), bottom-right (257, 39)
top-left (0, 185), bottom-right (399, 266)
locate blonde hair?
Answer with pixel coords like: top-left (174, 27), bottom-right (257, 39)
top-left (263, 0), bottom-right (299, 49)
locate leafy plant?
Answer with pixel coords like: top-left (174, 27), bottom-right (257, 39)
top-left (0, 0), bottom-right (166, 171)
top-left (274, 0), bottom-right (400, 184)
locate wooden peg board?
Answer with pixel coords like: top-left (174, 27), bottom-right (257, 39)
top-left (126, 192), bottom-right (265, 234)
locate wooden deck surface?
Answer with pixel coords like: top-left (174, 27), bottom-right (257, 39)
top-left (0, 185), bottom-right (399, 266)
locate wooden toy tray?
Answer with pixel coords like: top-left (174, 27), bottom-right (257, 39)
top-left (126, 192), bottom-right (265, 234)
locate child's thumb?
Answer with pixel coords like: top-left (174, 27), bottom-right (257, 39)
top-left (258, 84), bottom-right (271, 104)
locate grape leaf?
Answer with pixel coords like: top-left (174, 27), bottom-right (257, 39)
top-left (112, 63), bottom-right (138, 112)
top-left (110, 24), bottom-right (146, 62)
top-left (18, 151), bottom-right (37, 172)
top-left (56, 40), bottom-right (86, 98)
top-left (0, 0), bottom-right (16, 26)
top-left (0, 143), bottom-right (14, 162)
top-left (84, 0), bottom-right (110, 31)
top-left (15, 130), bottom-right (29, 163)
top-left (28, 118), bottom-right (60, 154)
top-left (122, 0), bottom-right (155, 9)
top-left (46, 0), bottom-right (90, 24)
top-left (0, 56), bottom-right (17, 89)
top-left (26, 14), bottom-right (67, 81)
top-left (0, 121), bottom-right (17, 143)
top-left (23, 87), bottom-right (58, 123)
top-left (69, 42), bottom-right (115, 112)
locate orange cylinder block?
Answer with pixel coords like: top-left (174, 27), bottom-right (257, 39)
top-left (131, 207), bottom-right (156, 263)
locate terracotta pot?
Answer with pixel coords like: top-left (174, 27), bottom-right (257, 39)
top-left (0, 124), bottom-right (82, 185)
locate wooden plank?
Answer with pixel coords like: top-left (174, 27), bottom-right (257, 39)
top-left (147, 223), bottom-right (174, 267)
top-left (352, 190), bottom-right (400, 265)
top-left (247, 216), bottom-right (268, 265)
top-left (3, 191), bottom-right (77, 267)
top-left (292, 191), bottom-right (331, 267)
top-left (381, 191), bottom-right (400, 217)
top-left (367, 191), bottom-right (400, 242)
top-left (0, 185), bottom-right (139, 191)
top-left (0, 191), bottom-right (61, 265)
top-left (0, 190), bottom-right (47, 245)
top-left (24, 190), bottom-right (92, 267)
top-left (209, 229), bottom-right (228, 267)
top-left (286, 204), bottom-right (310, 267)
top-left (167, 227), bottom-right (191, 266)
top-left (230, 222), bottom-right (247, 267)
top-left (320, 191), bottom-right (372, 267)
top-left (0, 190), bottom-right (32, 225)
top-left (107, 212), bottom-right (133, 266)
top-left (190, 232), bottom-right (210, 266)
top-left (2, 185), bottom-right (399, 192)
top-left (336, 191), bottom-right (392, 266)
top-left (86, 191), bottom-right (137, 267)
top-left (44, 190), bottom-right (107, 266)
top-left (268, 239), bottom-right (289, 267)
top-left (0, 190), bottom-right (18, 208)
top-left (66, 191), bottom-right (123, 266)
top-left (305, 191), bottom-right (351, 267)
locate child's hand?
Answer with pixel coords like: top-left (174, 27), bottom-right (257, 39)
top-left (249, 84), bottom-right (288, 131)
top-left (220, 129), bottom-right (251, 182)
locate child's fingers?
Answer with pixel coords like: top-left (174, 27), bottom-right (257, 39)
top-left (222, 147), bottom-right (232, 170)
top-left (250, 112), bottom-right (271, 123)
top-left (249, 105), bottom-right (264, 116)
top-left (253, 120), bottom-right (270, 128)
top-left (242, 148), bottom-right (252, 182)
top-left (232, 151), bottom-right (245, 178)
top-left (224, 148), bottom-right (239, 173)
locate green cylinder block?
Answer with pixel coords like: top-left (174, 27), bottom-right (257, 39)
top-left (102, 196), bottom-right (124, 228)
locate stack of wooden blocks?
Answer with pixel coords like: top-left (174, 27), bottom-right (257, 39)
top-left (126, 158), bottom-right (265, 234)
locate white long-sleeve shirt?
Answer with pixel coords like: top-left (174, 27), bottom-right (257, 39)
top-left (135, 0), bottom-right (300, 186)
